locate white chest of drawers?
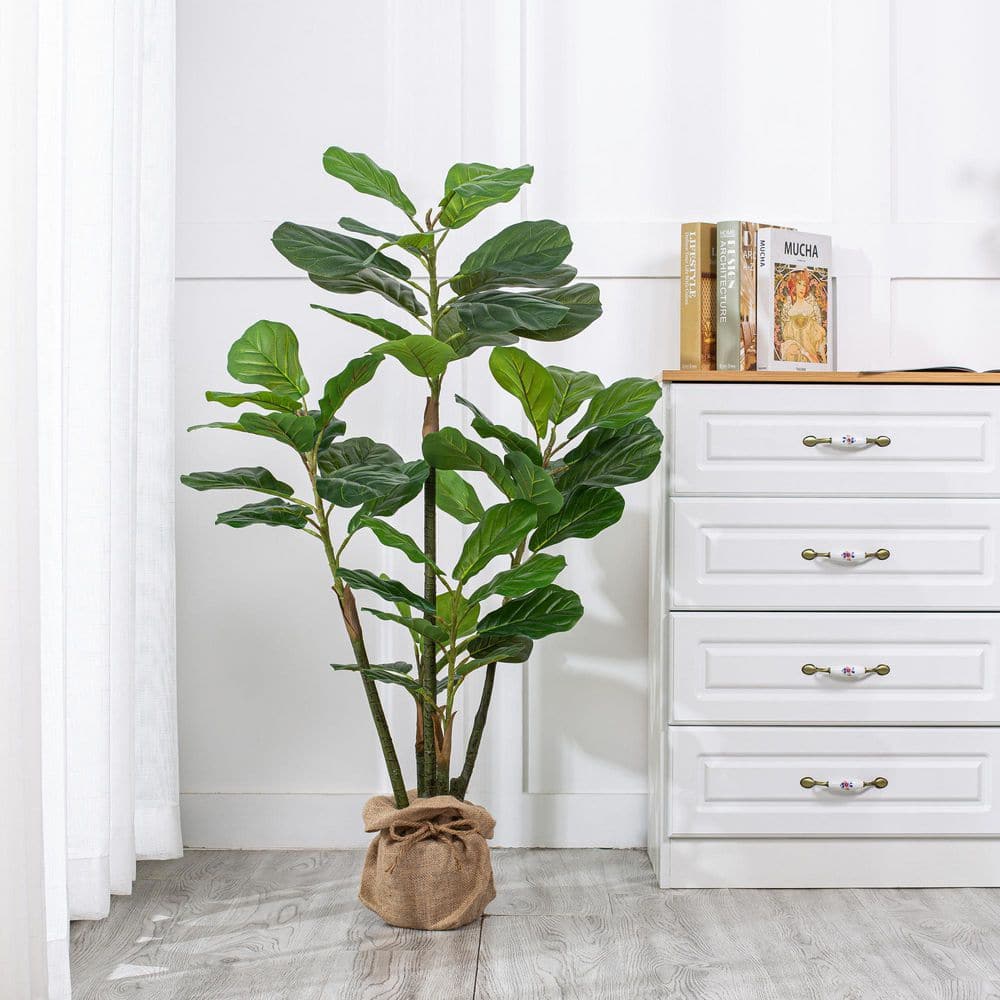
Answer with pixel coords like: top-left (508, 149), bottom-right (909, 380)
top-left (649, 374), bottom-right (1000, 888)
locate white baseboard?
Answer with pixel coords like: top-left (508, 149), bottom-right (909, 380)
top-left (181, 792), bottom-right (646, 850)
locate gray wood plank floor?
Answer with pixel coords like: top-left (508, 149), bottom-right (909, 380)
top-left (69, 849), bottom-right (1000, 999)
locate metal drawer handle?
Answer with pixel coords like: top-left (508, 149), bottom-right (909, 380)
top-left (801, 548), bottom-right (891, 562)
top-left (800, 776), bottom-right (889, 790)
top-left (803, 434), bottom-right (891, 448)
top-left (802, 663), bottom-right (891, 677)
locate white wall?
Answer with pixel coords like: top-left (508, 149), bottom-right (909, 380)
top-left (176, 0), bottom-right (1000, 848)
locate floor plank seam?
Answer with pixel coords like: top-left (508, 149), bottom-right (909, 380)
top-left (472, 916), bottom-right (485, 999)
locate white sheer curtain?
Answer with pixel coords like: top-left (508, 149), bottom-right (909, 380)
top-left (2, 0), bottom-right (181, 996)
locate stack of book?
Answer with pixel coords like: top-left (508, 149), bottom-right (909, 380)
top-left (680, 222), bottom-right (833, 372)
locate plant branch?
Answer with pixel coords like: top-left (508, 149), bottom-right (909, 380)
top-left (450, 663), bottom-right (495, 801)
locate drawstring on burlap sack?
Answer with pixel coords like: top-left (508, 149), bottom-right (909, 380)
top-left (384, 817), bottom-right (477, 874)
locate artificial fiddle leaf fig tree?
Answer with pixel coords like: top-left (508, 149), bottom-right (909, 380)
top-left (182, 146), bottom-right (662, 814)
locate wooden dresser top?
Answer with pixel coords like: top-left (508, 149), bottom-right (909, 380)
top-left (661, 370), bottom-right (1000, 385)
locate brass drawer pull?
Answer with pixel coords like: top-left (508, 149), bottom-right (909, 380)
top-left (800, 776), bottom-right (889, 790)
top-left (801, 663), bottom-right (891, 677)
top-left (801, 548), bottom-right (891, 562)
top-left (803, 434), bottom-right (891, 448)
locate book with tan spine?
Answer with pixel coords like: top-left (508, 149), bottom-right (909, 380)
top-left (679, 223), bottom-right (716, 370)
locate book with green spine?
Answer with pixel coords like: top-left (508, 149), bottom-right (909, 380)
top-left (717, 220), bottom-right (773, 371)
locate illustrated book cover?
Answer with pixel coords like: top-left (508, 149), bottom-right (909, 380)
top-left (716, 220), bottom-right (777, 371)
top-left (756, 228), bottom-right (833, 371)
top-left (679, 222), bottom-right (717, 370)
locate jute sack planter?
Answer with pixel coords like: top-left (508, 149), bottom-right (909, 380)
top-left (359, 792), bottom-right (496, 930)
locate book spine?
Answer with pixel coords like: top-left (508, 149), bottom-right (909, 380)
top-left (739, 221), bottom-right (758, 370)
top-left (715, 221), bottom-right (740, 371)
top-left (679, 224), bottom-right (700, 371)
top-left (755, 229), bottom-right (774, 370)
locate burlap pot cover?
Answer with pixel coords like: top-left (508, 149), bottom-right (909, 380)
top-left (359, 792), bottom-right (496, 930)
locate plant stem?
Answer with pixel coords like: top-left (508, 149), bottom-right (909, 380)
top-left (419, 396), bottom-right (439, 796)
top-left (450, 663), bottom-right (495, 801)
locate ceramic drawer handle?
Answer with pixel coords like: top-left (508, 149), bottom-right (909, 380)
top-left (801, 663), bottom-right (891, 677)
top-left (801, 548), bottom-right (891, 562)
top-left (800, 776), bottom-right (889, 790)
top-left (802, 434), bottom-right (891, 448)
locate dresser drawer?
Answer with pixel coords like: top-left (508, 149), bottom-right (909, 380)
top-left (670, 384), bottom-right (1000, 497)
top-left (670, 612), bottom-right (1000, 725)
top-left (670, 497), bottom-right (1000, 610)
top-left (669, 726), bottom-right (1000, 837)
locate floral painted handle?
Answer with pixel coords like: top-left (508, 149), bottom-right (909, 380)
top-left (801, 663), bottom-right (891, 677)
top-left (800, 776), bottom-right (889, 790)
top-left (802, 433), bottom-right (891, 448)
top-left (801, 548), bottom-right (891, 563)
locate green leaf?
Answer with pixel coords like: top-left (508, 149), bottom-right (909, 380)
top-left (437, 592), bottom-right (479, 638)
top-left (435, 470), bottom-right (485, 524)
top-left (312, 269), bottom-right (427, 318)
top-left (513, 283), bottom-right (603, 342)
top-left (548, 367), bottom-right (604, 425)
top-left (557, 417), bottom-right (662, 491)
top-left (319, 355), bottom-right (383, 424)
top-left (317, 464), bottom-right (415, 507)
top-left (464, 634), bottom-right (534, 669)
top-left (529, 486), bottom-right (625, 550)
top-left (180, 467), bottom-right (295, 499)
top-left (468, 553), bottom-right (566, 604)
top-left (187, 421), bottom-right (245, 433)
top-left (338, 217), bottom-right (400, 242)
top-left (449, 329), bottom-right (519, 359)
top-left (568, 377), bottom-right (661, 439)
top-left (227, 320), bottom-right (309, 396)
top-left (440, 163), bottom-right (534, 228)
top-left (330, 661), bottom-right (421, 697)
top-left (272, 222), bottom-right (410, 280)
top-left (504, 452), bottom-right (563, 516)
top-left (394, 232), bottom-right (436, 254)
top-left (337, 568), bottom-right (435, 615)
top-left (205, 390), bottom-right (302, 413)
top-left (422, 427), bottom-right (515, 497)
top-left (452, 500), bottom-right (537, 582)
top-left (360, 460), bottom-right (429, 518)
top-left (453, 220), bottom-right (572, 295)
top-left (317, 418), bottom-right (347, 451)
top-left (356, 515), bottom-right (437, 567)
top-left (369, 335), bottom-right (457, 379)
top-left (309, 304), bottom-right (412, 342)
top-left (455, 395), bottom-right (542, 464)
top-left (364, 607), bottom-right (449, 645)
top-left (235, 412), bottom-right (317, 452)
top-left (318, 437), bottom-right (401, 476)
top-left (456, 291), bottom-right (569, 335)
top-left (322, 146), bottom-right (416, 217)
top-left (454, 265), bottom-right (578, 295)
top-left (476, 584), bottom-right (583, 639)
top-left (215, 498), bottom-right (309, 530)
top-left (489, 346), bottom-right (554, 438)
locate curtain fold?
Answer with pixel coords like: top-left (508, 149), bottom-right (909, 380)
top-left (2, 0), bottom-right (180, 995)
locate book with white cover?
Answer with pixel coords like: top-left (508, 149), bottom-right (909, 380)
top-left (756, 228), bottom-right (833, 371)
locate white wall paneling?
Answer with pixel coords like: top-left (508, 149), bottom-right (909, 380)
top-left (177, 0), bottom-right (1000, 848)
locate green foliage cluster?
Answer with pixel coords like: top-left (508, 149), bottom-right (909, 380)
top-left (182, 148), bottom-right (662, 806)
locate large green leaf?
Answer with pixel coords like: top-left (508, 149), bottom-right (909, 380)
top-left (311, 270), bottom-right (427, 318)
top-left (205, 390), bottom-right (302, 413)
top-left (455, 265), bottom-right (578, 296)
top-left (422, 427), bottom-right (515, 497)
top-left (529, 486), bottom-right (625, 550)
top-left (361, 459), bottom-right (430, 518)
top-left (436, 592), bottom-right (480, 639)
top-left (180, 467), bottom-right (295, 499)
top-left (356, 515), bottom-right (437, 568)
top-left (463, 634), bottom-right (534, 670)
top-left (449, 329), bottom-right (519, 359)
top-left (238, 412), bottom-right (317, 452)
top-left (317, 464), bottom-right (414, 507)
top-left (504, 452), bottom-right (563, 516)
top-left (322, 146), bottom-right (416, 217)
top-left (369, 335), bottom-right (457, 379)
top-left (456, 291), bottom-right (569, 335)
top-left (363, 607), bottom-right (449, 645)
top-left (455, 395), bottom-right (542, 465)
top-left (453, 220), bottom-right (572, 295)
top-left (227, 320), bottom-right (309, 396)
top-left (489, 346), bottom-right (554, 438)
top-left (215, 498), bottom-right (309, 530)
top-left (547, 367), bottom-right (604, 425)
top-left (318, 437), bottom-right (401, 476)
top-left (568, 377), bottom-right (661, 439)
top-left (452, 500), bottom-right (538, 582)
top-left (337, 568), bottom-right (434, 615)
top-left (439, 163), bottom-right (533, 228)
top-left (272, 222), bottom-right (410, 280)
top-left (557, 417), bottom-right (662, 491)
top-left (309, 304), bottom-right (412, 342)
top-left (318, 355), bottom-right (383, 424)
top-left (435, 470), bottom-right (485, 524)
top-left (514, 283), bottom-right (603, 342)
top-left (469, 553), bottom-right (566, 604)
top-left (476, 584), bottom-right (583, 639)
